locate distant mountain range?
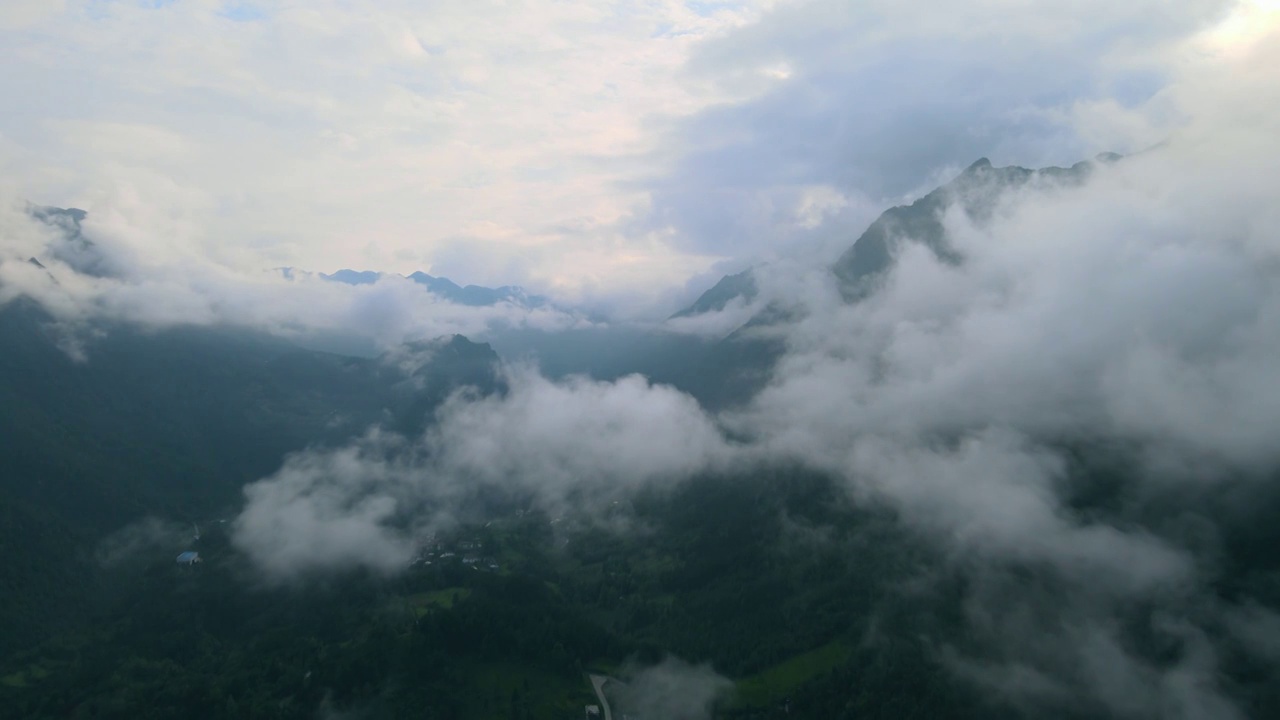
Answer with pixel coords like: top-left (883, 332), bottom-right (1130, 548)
top-left (21, 205), bottom-right (549, 312)
top-left (26, 152), bottom-right (1112, 327)
top-left (674, 154), bottom-right (1118, 319)
top-left (18, 155), bottom-right (1117, 416)
top-left (316, 268), bottom-right (549, 308)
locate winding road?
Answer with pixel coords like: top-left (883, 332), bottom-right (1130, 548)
top-left (588, 674), bottom-right (614, 720)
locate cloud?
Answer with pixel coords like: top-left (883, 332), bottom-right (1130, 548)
top-left (632, 0), bottom-right (1235, 261)
top-left (1225, 603), bottom-right (1280, 663)
top-left (0, 0), bottom-right (65, 30)
top-left (0, 197), bottom-right (597, 354)
top-left (0, 0), bottom-right (782, 302)
top-left (614, 657), bottom-right (733, 720)
top-left (661, 293), bottom-right (762, 336)
top-left (96, 517), bottom-right (194, 568)
top-left (845, 431), bottom-right (1192, 593)
top-left (5, 1), bottom-right (1244, 305)
top-left (708, 25), bottom-right (1280, 716)
top-left (232, 431), bottom-right (424, 581)
top-left (950, 604), bottom-right (1244, 720)
top-left (426, 369), bottom-right (732, 499)
top-left (231, 368), bottom-right (733, 579)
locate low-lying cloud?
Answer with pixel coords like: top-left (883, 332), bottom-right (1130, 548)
top-left (715, 30), bottom-right (1278, 717)
top-left (0, 198), bottom-right (593, 356)
top-left (226, 25), bottom-right (1280, 716)
top-left (614, 657), bottom-right (733, 720)
top-left (95, 517), bottom-right (196, 569)
top-left (232, 369), bottom-right (733, 581)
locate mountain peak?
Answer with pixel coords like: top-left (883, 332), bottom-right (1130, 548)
top-left (833, 154), bottom-right (1111, 301)
top-left (671, 269), bottom-right (759, 319)
top-left (320, 269), bottom-right (380, 285)
top-left (27, 204), bottom-right (87, 225)
top-left (24, 204), bottom-right (112, 277)
top-left (322, 269), bottom-right (549, 309)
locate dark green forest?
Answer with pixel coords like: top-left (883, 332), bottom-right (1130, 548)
top-left (0, 298), bottom-right (1013, 719)
top-left (5, 163), bottom-right (1280, 719)
top-left (0, 462), bottom-right (997, 719)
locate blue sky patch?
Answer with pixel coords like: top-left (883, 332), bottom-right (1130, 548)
top-left (218, 2), bottom-right (266, 21)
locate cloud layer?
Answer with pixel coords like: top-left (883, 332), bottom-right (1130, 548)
top-left (232, 369), bottom-right (732, 580)
top-left (0, 197), bottom-right (596, 354)
top-left (228, 18), bottom-right (1280, 715)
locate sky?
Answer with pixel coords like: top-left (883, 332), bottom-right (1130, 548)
top-left (2, 0), bottom-right (1274, 313)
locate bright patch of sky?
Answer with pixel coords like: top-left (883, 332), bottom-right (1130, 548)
top-left (218, 3), bottom-right (265, 22)
top-left (0, 0), bottom-right (1268, 312)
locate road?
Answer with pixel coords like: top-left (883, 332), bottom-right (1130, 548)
top-left (588, 674), bottom-right (613, 720)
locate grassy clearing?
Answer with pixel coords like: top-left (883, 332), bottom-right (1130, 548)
top-left (408, 587), bottom-right (471, 615)
top-left (463, 663), bottom-right (597, 719)
top-left (733, 641), bottom-right (849, 708)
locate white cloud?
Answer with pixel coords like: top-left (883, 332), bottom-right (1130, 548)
top-left (704, 27), bottom-right (1280, 715)
top-left (632, 0), bottom-right (1239, 263)
top-left (231, 367), bottom-right (733, 579)
top-left (0, 0), bottom-right (785, 303)
top-left (0, 192), bottom-right (601, 352)
top-left (0, 0), bottom-right (66, 30)
top-left (615, 657), bottom-right (733, 720)
top-left (426, 369), bottom-right (732, 499)
top-left (232, 431), bottom-right (423, 581)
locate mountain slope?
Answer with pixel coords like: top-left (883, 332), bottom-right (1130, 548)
top-left (832, 155), bottom-right (1103, 299)
top-left (673, 156), bottom-right (1109, 319)
top-left (637, 157), bottom-right (1112, 411)
top-left (0, 298), bottom-right (501, 655)
top-left (670, 269), bottom-right (758, 319)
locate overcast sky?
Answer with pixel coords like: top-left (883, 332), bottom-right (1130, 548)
top-left (2, 0), bottom-right (1273, 307)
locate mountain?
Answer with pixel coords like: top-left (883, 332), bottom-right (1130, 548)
top-left (406, 271), bottom-right (546, 307)
top-left (318, 268), bottom-right (549, 308)
top-left (516, 157), bottom-right (1103, 412)
top-left (24, 204), bottom-right (112, 277)
top-left (674, 155), bottom-right (1111, 318)
top-left (831, 155), bottom-right (1104, 300)
top-left (644, 156), bottom-right (1114, 411)
top-left (0, 297), bottom-right (500, 657)
top-left (670, 269), bottom-right (758, 319)
top-left (321, 268), bottom-right (381, 285)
